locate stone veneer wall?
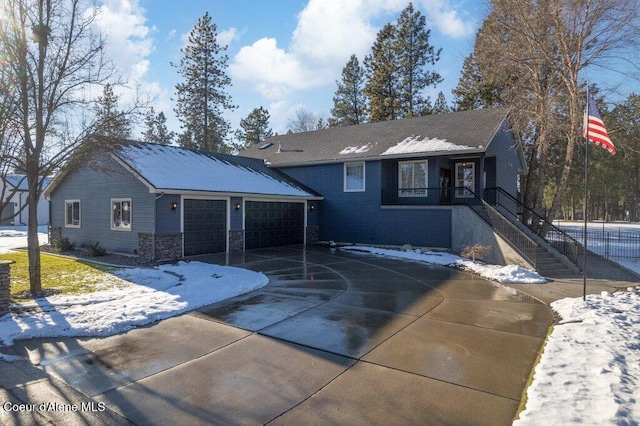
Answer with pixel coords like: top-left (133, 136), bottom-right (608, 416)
top-left (138, 233), bottom-right (183, 260)
top-left (306, 225), bottom-right (319, 244)
top-left (49, 226), bottom-right (62, 241)
top-left (0, 260), bottom-right (14, 317)
top-left (229, 230), bottom-right (245, 252)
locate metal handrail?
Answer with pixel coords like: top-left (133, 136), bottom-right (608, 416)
top-left (485, 187), bottom-right (582, 266)
top-left (462, 187), bottom-right (538, 267)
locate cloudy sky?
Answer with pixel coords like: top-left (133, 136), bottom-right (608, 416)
top-left (93, 0), bottom-right (486, 137)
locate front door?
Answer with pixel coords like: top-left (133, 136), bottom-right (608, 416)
top-left (439, 168), bottom-right (451, 204)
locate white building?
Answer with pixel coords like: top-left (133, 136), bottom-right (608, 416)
top-left (0, 174), bottom-right (52, 226)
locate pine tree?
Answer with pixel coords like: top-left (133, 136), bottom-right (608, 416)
top-left (172, 12), bottom-right (236, 152)
top-left (235, 106), bottom-right (273, 149)
top-left (451, 53), bottom-right (503, 111)
top-left (142, 107), bottom-right (175, 145)
top-left (94, 83), bottom-right (132, 139)
top-left (395, 3), bottom-right (442, 117)
top-left (364, 24), bottom-right (400, 122)
top-left (364, 3), bottom-right (443, 122)
top-left (329, 54), bottom-right (368, 127)
top-left (431, 91), bottom-right (450, 114)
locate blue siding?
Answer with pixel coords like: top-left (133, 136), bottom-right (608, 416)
top-left (486, 122), bottom-right (520, 197)
top-left (50, 158), bottom-right (156, 254)
top-left (230, 196), bottom-right (243, 231)
top-left (156, 194), bottom-right (181, 233)
top-left (283, 161), bottom-right (451, 247)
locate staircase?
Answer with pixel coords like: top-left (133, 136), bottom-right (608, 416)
top-left (534, 247), bottom-right (577, 277)
top-left (469, 199), bottom-right (580, 279)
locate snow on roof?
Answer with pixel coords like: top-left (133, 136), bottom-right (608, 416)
top-left (117, 143), bottom-right (317, 198)
top-left (339, 144), bottom-right (372, 155)
top-left (4, 174), bottom-right (53, 191)
top-left (381, 136), bottom-right (474, 156)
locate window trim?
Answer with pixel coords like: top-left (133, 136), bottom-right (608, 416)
top-left (111, 198), bottom-right (132, 231)
top-left (64, 199), bottom-right (81, 228)
top-left (455, 162), bottom-right (475, 198)
top-left (344, 162), bottom-right (366, 192)
top-left (398, 159), bottom-right (429, 197)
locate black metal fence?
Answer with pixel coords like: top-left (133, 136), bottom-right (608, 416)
top-left (556, 227), bottom-right (640, 261)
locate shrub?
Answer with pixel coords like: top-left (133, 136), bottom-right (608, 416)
top-left (51, 237), bottom-right (75, 252)
top-left (83, 242), bottom-right (106, 257)
top-left (461, 244), bottom-right (492, 263)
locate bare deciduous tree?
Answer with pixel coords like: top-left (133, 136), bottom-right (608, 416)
top-left (0, 0), bottom-right (145, 294)
top-left (464, 0), bottom-right (640, 231)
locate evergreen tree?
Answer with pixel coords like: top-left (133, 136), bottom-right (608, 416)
top-left (329, 54), bottom-right (368, 127)
top-left (431, 91), bottom-right (450, 114)
top-left (94, 83), bottom-right (132, 139)
top-left (395, 3), bottom-right (442, 117)
top-left (364, 3), bottom-right (442, 122)
top-left (451, 53), bottom-right (503, 111)
top-left (235, 106), bottom-right (273, 149)
top-left (142, 107), bottom-right (175, 145)
top-left (364, 24), bottom-right (400, 122)
top-left (172, 12), bottom-right (236, 152)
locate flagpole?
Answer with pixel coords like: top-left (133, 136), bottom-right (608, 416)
top-left (583, 87), bottom-right (589, 302)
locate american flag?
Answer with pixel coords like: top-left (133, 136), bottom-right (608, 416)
top-left (583, 96), bottom-right (615, 155)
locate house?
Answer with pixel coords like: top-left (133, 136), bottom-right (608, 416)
top-left (0, 174), bottom-right (52, 226)
top-left (44, 142), bottom-right (322, 259)
top-left (242, 107), bottom-right (526, 259)
top-left (46, 108), bottom-right (545, 268)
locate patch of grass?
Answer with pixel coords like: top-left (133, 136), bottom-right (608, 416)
top-left (513, 325), bottom-right (554, 420)
top-left (0, 252), bottom-right (123, 302)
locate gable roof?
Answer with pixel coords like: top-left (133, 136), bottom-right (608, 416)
top-left (3, 174), bottom-right (53, 191)
top-left (46, 142), bottom-right (321, 199)
top-left (115, 142), bottom-right (320, 198)
top-left (241, 107), bottom-right (512, 167)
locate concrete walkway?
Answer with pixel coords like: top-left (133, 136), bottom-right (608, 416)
top-left (2, 245), bottom-right (631, 425)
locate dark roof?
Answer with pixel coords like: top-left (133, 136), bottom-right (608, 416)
top-left (45, 141), bottom-right (321, 199)
top-left (241, 108), bottom-right (511, 166)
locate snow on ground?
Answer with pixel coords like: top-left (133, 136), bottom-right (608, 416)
top-left (0, 228), bottom-right (268, 355)
top-left (340, 245), bottom-right (547, 284)
top-left (515, 287), bottom-right (640, 425)
top-left (0, 261), bottom-right (268, 348)
top-left (0, 225), bottom-right (48, 253)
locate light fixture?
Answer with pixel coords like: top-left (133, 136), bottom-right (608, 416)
top-left (235, 203), bottom-right (241, 211)
top-left (309, 204), bottom-right (315, 211)
top-left (171, 202), bottom-right (178, 211)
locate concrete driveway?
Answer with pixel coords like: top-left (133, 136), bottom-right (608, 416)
top-left (2, 245), bottom-right (553, 425)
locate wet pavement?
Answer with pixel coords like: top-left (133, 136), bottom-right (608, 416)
top-left (1, 245), bottom-right (555, 425)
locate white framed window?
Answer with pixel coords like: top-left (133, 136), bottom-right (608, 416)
top-left (111, 198), bottom-right (132, 231)
top-left (455, 162), bottom-right (475, 198)
top-left (398, 160), bottom-right (428, 197)
top-left (65, 200), bottom-right (81, 228)
top-left (344, 162), bottom-right (365, 192)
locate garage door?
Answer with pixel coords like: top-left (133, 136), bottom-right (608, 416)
top-left (183, 199), bottom-right (226, 255)
top-left (245, 201), bottom-right (304, 249)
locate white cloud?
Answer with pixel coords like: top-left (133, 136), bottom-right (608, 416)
top-left (418, 0), bottom-right (476, 38)
top-left (92, 0), bottom-right (155, 83)
top-left (229, 37), bottom-right (321, 100)
top-left (167, 29), bottom-right (176, 40)
top-left (218, 27), bottom-right (238, 47)
top-left (229, 0), bottom-right (476, 107)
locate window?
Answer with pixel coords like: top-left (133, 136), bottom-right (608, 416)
top-left (455, 162), bottom-right (475, 198)
top-left (344, 162), bottom-right (365, 192)
top-left (111, 199), bottom-right (132, 231)
top-left (399, 160), bottom-right (428, 197)
top-left (65, 200), bottom-right (81, 228)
